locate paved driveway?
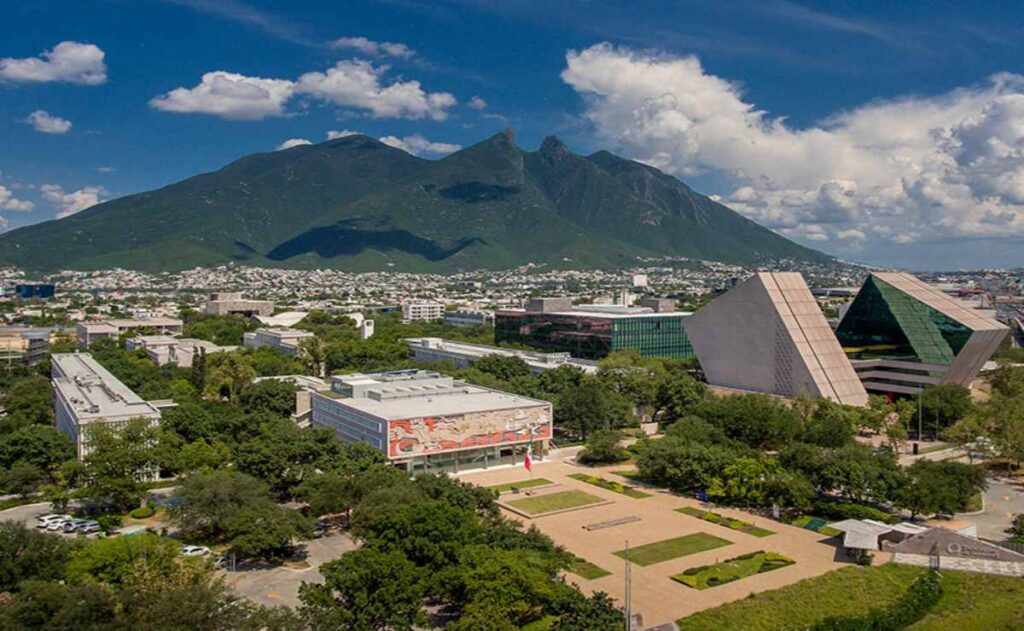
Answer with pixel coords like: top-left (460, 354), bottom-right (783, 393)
top-left (223, 532), bottom-right (358, 608)
top-left (964, 478), bottom-right (1024, 541)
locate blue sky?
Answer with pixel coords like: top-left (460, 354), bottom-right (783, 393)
top-left (2, 0), bottom-right (1024, 269)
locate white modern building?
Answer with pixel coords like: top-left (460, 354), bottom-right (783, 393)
top-left (77, 317), bottom-right (183, 347)
top-left (360, 319), bottom-right (375, 340)
top-left (402, 300), bottom-right (445, 322)
top-left (310, 369), bottom-right (552, 474)
top-left (243, 327), bottom-right (315, 356)
top-left (51, 352), bottom-right (165, 461)
top-left (406, 337), bottom-right (598, 374)
top-left (204, 292), bottom-right (274, 317)
top-left (443, 309), bottom-right (495, 328)
top-left (125, 335), bottom-right (236, 368)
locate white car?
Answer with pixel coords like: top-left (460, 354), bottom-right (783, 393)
top-left (47, 518), bottom-right (73, 531)
top-left (36, 514), bottom-right (71, 528)
top-left (181, 545), bottom-right (211, 557)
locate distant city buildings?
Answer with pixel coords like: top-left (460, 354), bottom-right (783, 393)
top-left (10, 282), bottom-right (55, 300)
top-left (309, 369), bottom-right (551, 474)
top-left (243, 327), bottom-right (314, 356)
top-left (204, 292), bottom-right (274, 317)
top-left (76, 317), bottom-right (183, 347)
top-left (51, 352), bottom-right (168, 462)
top-left (402, 300), bottom-right (445, 322)
top-left (495, 297), bottom-right (693, 360)
top-left (406, 337), bottom-right (598, 374)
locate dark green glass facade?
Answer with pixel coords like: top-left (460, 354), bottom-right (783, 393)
top-left (495, 312), bottom-right (693, 360)
top-left (835, 276), bottom-right (972, 365)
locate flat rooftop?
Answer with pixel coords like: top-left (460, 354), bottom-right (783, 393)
top-left (52, 352), bottom-right (160, 420)
top-left (499, 305), bottom-right (690, 319)
top-left (323, 370), bottom-right (549, 420)
top-left (406, 337), bottom-right (598, 372)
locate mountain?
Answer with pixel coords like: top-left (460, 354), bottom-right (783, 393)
top-left (0, 130), bottom-right (829, 272)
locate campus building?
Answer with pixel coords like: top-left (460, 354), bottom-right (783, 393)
top-left (204, 292), bottom-right (274, 317)
top-left (443, 309), bottom-right (495, 328)
top-left (10, 282), bottom-right (56, 300)
top-left (683, 272), bottom-right (870, 407)
top-left (125, 335), bottom-right (236, 368)
top-left (0, 327), bottom-right (52, 365)
top-left (51, 352), bottom-right (166, 461)
top-left (309, 369), bottom-right (552, 474)
top-left (242, 327), bottom-right (314, 356)
top-left (76, 317), bottom-right (183, 347)
top-left (406, 337), bottom-right (598, 374)
top-left (836, 272), bottom-right (1009, 395)
top-left (402, 300), bottom-right (445, 322)
top-left (494, 297), bottom-right (692, 360)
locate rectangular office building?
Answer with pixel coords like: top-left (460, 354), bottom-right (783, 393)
top-left (310, 370), bottom-right (552, 474)
top-left (495, 299), bottom-right (692, 360)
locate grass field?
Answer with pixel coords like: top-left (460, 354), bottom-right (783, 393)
top-left (671, 551), bottom-right (794, 590)
top-left (675, 563), bottom-right (1024, 630)
top-left (568, 556), bottom-right (612, 580)
top-left (505, 490), bottom-right (606, 515)
top-left (568, 473), bottom-right (651, 498)
top-left (676, 506), bottom-right (775, 537)
top-left (613, 533), bottom-right (732, 567)
top-left (488, 478), bottom-right (553, 493)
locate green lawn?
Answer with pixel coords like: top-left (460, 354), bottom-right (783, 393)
top-left (612, 469), bottom-right (641, 481)
top-left (676, 506), bottom-right (775, 537)
top-left (568, 556), bottom-right (612, 580)
top-left (505, 490), bottom-right (606, 515)
top-left (488, 478), bottom-right (553, 493)
top-left (675, 563), bottom-right (1024, 630)
top-left (613, 533), bottom-right (732, 567)
top-left (791, 515), bottom-right (842, 537)
top-left (671, 550), bottom-right (794, 590)
top-left (568, 473), bottom-right (651, 498)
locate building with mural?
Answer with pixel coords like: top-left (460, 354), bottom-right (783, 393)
top-left (309, 369), bottom-right (552, 474)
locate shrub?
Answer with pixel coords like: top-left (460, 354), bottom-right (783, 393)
top-left (813, 500), bottom-right (897, 524)
top-left (130, 506), bottom-right (155, 519)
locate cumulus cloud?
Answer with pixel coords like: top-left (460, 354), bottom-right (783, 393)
top-left (0, 41), bottom-right (107, 85)
top-left (379, 134), bottom-right (461, 156)
top-left (0, 186), bottom-right (33, 212)
top-left (296, 60), bottom-right (455, 120)
top-left (24, 110), bottom-right (72, 134)
top-left (276, 138), bottom-right (312, 150)
top-left (149, 71), bottom-right (295, 120)
top-left (331, 36), bottom-right (415, 59)
top-left (41, 184), bottom-right (107, 219)
top-left (326, 129), bottom-right (360, 139)
top-left (468, 96), bottom-right (488, 110)
top-left (151, 61), bottom-right (455, 121)
top-left (561, 43), bottom-right (1024, 252)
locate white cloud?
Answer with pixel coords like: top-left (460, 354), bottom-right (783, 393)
top-left (326, 129), bottom-right (360, 139)
top-left (330, 36), bottom-right (415, 59)
top-left (296, 60), bottom-right (456, 120)
top-left (149, 71), bottom-right (295, 120)
top-left (41, 184), bottom-right (107, 219)
top-left (561, 43), bottom-right (1024, 254)
top-left (378, 134), bottom-right (461, 156)
top-left (0, 186), bottom-right (33, 212)
top-left (24, 110), bottom-right (72, 134)
top-left (468, 96), bottom-right (488, 110)
top-left (276, 138), bottom-right (312, 150)
top-left (0, 41), bottom-right (107, 85)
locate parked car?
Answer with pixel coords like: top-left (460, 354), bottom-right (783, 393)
top-left (77, 521), bottom-right (102, 534)
top-left (62, 518), bottom-right (91, 533)
top-left (36, 514), bottom-right (71, 528)
top-left (47, 518), bottom-right (72, 531)
top-left (181, 545), bottom-right (211, 557)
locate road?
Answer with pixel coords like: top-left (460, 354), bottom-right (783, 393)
top-left (964, 477), bottom-right (1024, 541)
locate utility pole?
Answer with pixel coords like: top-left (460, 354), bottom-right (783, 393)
top-left (624, 539), bottom-right (632, 631)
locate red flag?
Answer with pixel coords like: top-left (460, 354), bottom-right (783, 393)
top-left (524, 445), bottom-right (533, 471)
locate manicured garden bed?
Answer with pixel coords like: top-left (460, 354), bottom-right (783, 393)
top-left (671, 551), bottom-right (794, 590)
top-left (791, 515), bottom-right (842, 537)
top-left (568, 473), bottom-right (651, 498)
top-left (505, 490), bottom-right (607, 516)
top-left (613, 532), bottom-right (731, 567)
top-left (568, 556), bottom-right (612, 580)
top-left (488, 478), bottom-right (554, 493)
top-left (676, 506), bottom-right (775, 537)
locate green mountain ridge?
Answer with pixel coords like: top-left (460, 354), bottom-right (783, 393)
top-left (0, 129), bottom-right (829, 272)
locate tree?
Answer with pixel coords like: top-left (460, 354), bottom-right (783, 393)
top-left (551, 592), bottom-right (622, 631)
top-left (298, 337), bottom-right (326, 377)
top-left (204, 353), bottom-right (256, 401)
top-left (918, 384), bottom-right (973, 434)
top-left (576, 430), bottom-right (629, 465)
top-left (654, 370), bottom-right (708, 422)
top-left (634, 438), bottom-right (737, 493)
top-left (238, 379), bottom-right (297, 418)
top-left (64, 533), bottom-right (180, 585)
top-left (80, 418), bottom-right (161, 511)
top-left (474, 355), bottom-right (533, 383)
top-left (189, 348), bottom-right (207, 392)
top-left (554, 376), bottom-right (632, 440)
top-left (300, 548), bottom-right (427, 631)
top-left (2, 462), bottom-right (46, 497)
top-left (944, 415), bottom-right (988, 463)
top-left (709, 457), bottom-right (793, 507)
top-left (694, 394), bottom-right (801, 449)
top-left (801, 400), bottom-right (858, 448)
top-left (0, 521), bottom-right (78, 592)
top-left (0, 424), bottom-right (75, 473)
top-left (224, 502), bottom-right (313, 558)
top-left (296, 472), bottom-right (352, 517)
top-left (160, 402), bottom-right (216, 443)
top-left (0, 375), bottom-right (54, 431)
top-left (894, 460), bottom-right (987, 517)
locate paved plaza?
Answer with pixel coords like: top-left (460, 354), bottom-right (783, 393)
top-left (461, 460), bottom-right (849, 628)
